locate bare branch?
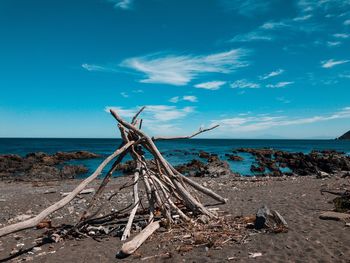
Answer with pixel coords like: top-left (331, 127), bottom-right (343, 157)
top-left (152, 125), bottom-right (219, 141)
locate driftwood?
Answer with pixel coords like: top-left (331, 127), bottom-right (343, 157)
top-left (119, 221), bottom-right (161, 256)
top-left (0, 106), bottom-right (226, 255)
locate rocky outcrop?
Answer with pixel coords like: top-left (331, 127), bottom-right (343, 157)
top-left (225, 154), bottom-right (244, 161)
top-left (176, 153), bottom-right (237, 178)
top-left (337, 130), bottom-right (350, 140)
top-left (0, 151), bottom-right (99, 181)
top-left (236, 148), bottom-right (350, 177)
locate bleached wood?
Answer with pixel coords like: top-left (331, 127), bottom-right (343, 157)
top-left (120, 221), bottom-right (160, 255)
top-left (152, 125), bottom-right (219, 141)
top-left (121, 163), bottom-right (141, 241)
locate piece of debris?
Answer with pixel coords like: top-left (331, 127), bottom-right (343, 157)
top-left (319, 211), bottom-right (350, 221)
top-left (249, 252), bottom-right (262, 258)
top-left (254, 205), bottom-right (288, 232)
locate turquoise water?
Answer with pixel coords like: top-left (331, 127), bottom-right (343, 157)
top-left (1, 138), bottom-right (350, 176)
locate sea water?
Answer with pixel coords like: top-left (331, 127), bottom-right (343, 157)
top-left (1, 138), bottom-right (350, 176)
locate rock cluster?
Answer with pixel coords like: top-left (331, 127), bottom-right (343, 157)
top-left (0, 151), bottom-right (100, 181)
top-left (236, 148), bottom-right (350, 177)
top-left (175, 151), bottom-right (236, 177)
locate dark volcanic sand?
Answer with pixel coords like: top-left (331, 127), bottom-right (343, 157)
top-left (0, 175), bottom-right (350, 262)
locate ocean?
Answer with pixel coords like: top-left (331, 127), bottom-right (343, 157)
top-left (1, 138), bottom-right (350, 176)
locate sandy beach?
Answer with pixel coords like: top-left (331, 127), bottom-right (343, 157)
top-left (1, 175), bottom-right (349, 262)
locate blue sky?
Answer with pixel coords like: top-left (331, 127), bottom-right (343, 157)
top-left (0, 0), bottom-right (349, 138)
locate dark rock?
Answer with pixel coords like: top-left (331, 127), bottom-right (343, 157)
top-left (198, 151), bottom-right (211, 159)
top-left (225, 154), bottom-right (244, 161)
top-left (0, 151), bottom-right (98, 181)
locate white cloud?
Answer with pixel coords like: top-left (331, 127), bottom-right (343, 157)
top-left (107, 0), bottom-right (133, 10)
top-left (266, 81), bottom-right (294, 88)
top-left (194, 81), bottom-right (226, 90)
top-left (231, 79), bottom-right (260, 89)
top-left (230, 31), bottom-right (273, 42)
top-left (327, 41), bottom-right (341, 47)
top-left (333, 33), bottom-right (349, 39)
top-left (321, 59), bottom-right (349, 68)
top-left (260, 69), bottom-right (284, 80)
top-left (169, 96), bottom-right (180, 103)
top-left (297, 0), bottom-right (350, 14)
top-left (169, 96), bottom-right (198, 103)
top-left (344, 19), bottom-right (350, 25)
top-left (293, 14), bottom-right (313, 21)
top-left (121, 49), bottom-right (249, 86)
top-left (104, 105), bottom-right (194, 122)
top-left (120, 92), bottom-right (129, 98)
top-left (212, 107), bottom-right (350, 132)
top-left (183, 96), bottom-right (198, 102)
top-left (82, 63), bottom-right (113, 72)
top-left (260, 21), bottom-right (289, 30)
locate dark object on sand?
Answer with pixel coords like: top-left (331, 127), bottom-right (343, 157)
top-left (0, 106), bottom-right (226, 257)
top-left (321, 189), bottom-right (350, 212)
top-left (336, 130), bottom-right (350, 140)
top-left (255, 205), bottom-right (288, 233)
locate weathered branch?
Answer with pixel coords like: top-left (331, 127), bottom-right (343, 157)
top-left (152, 125), bottom-right (219, 141)
top-left (119, 221), bottom-right (161, 256)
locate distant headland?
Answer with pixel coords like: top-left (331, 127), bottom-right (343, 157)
top-left (337, 130), bottom-right (350, 140)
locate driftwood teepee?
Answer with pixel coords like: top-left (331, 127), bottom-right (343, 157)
top-left (0, 107), bottom-right (226, 255)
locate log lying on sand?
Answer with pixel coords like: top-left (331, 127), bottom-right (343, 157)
top-left (118, 221), bottom-right (161, 257)
top-left (0, 106), bottom-right (226, 256)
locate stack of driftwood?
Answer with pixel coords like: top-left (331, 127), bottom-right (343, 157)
top-left (0, 107), bottom-right (227, 256)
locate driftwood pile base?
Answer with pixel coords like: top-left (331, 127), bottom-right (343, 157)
top-left (0, 106), bottom-right (227, 256)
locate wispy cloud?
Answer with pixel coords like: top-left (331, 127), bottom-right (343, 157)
top-left (266, 81), bottom-right (294, 88)
top-left (121, 49), bottom-right (249, 86)
top-left (344, 19), bottom-right (350, 25)
top-left (333, 33), bottom-right (350, 39)
top-left (327, 41), bottom-right (341, 47)
top-left (120, 92), bottom-right (129, 98)
top-left (104, 105), bottom-right (194, 122)
top-left (231, 79), bottom-right (260, 89)
top-left (183, 96), bottom-right (198, 102)
top-left (194, 81), bottom-right (226, 90)
top-left (321, 59), bottom-right (349, 68)
top-left (81, 63), bottom-right (116, 72)
top-left (293, 14), bottom-right (313, 21)
top-left (297, 0), bottom-right (350, 14)
top-left (169, 96), bottom-right (180, 103)
top-left (212, 107), bottom-right (350, 132)
top-left (169, 96), bottom-right (198, 103)
top-left (260, 69), bottom-right (284, 80)
top-left (230, 31), bottom-right (273, 42)
top-left (107, 0), bottom-right (133, 10)
top-left (260, 21), bottom-right (289, 30)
